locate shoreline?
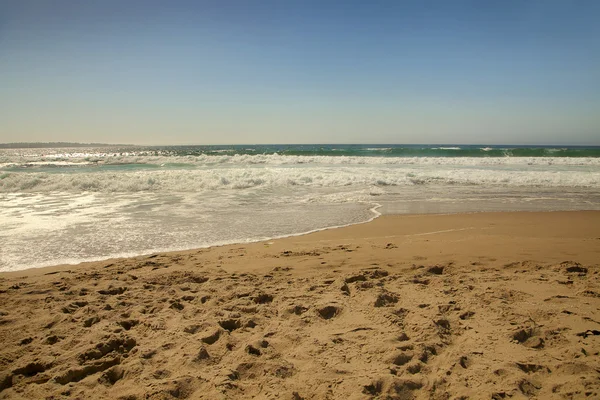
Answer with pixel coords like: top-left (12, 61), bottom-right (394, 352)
top-left (0, 201), bottom-right (383, 275)
top-left (1, 209), bottom-right (597, 277)
top-left (1, 210), bottom-right (599, 399)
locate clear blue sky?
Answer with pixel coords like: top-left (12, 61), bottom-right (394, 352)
top-left (1, 0), bottom-right (599, 145)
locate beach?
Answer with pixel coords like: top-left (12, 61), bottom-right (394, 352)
top-left (4, 0), bottom-right (600, 397)
top-left (1, 211), bottom-right (599, 399)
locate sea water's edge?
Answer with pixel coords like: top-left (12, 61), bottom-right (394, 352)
top-left (0, 202), bottom-right (382, 273)
top-left (4, 208), bottom-right (600, 276)
top-left (2, 186), bottom-right (599, 273)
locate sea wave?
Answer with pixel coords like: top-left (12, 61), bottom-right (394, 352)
top-left (2, 153), bottom-right (600, 169)
top-left (1, 164), bottom-right (598, 193)
top-left (2, 144), bottom-right (600, 162)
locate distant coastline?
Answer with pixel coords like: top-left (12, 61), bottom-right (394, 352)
top-left (0, 142), bottom-right (132, 149)
top-left (2, 142), bottom-right (599, 149)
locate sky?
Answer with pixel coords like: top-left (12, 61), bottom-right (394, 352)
top-left (1, 0), bottom-right (599, 145)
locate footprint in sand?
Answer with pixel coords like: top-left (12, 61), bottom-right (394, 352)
top-left (512, 328), bottom-right (545, 349)
top-left (317, 305), bottom-right (342, 320)
top-left (515, 363), bottom-right (550, 373)
top-left (201, 328), bottom-right (223, 345)
top-left (98, 365), bottom-right (124, 386)
top-left (253, 293), bottom-right (274, 304)
top-left (363, 377), bottom-right (423, 399)
top-left (218, 319), bottom-right (241, 332)
top-left (83, 316), bottom-right (100, 327)
top-left (374, 292), bottom-right (399, 307)
top-left (117, 319), bottom-right (138, 331)
top-left (97, 287), bottom-right (127, 296)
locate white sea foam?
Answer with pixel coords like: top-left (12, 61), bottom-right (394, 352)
top-left (3, 147), bottom-right (600, 167)
top-left (1, 163), bottom-right (598, 194)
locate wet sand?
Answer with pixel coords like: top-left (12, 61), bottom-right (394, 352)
top-left (1, 211), bottom-right (599, 399)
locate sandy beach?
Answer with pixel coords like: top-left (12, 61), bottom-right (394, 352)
top-left (1, 211), bottom-right (599, 399)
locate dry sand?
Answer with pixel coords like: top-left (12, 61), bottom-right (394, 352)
top-left (1, 211), bottom-right (599, 399)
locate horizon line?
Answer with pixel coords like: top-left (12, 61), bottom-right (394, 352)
top-left (1, 142), bottom-right (600, 148)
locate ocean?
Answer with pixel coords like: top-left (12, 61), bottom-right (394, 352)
top-left (1, 144), bottom-right (599, 272)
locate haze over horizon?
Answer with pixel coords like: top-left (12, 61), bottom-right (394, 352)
top-left (1, 0), bottom-right (599, 146)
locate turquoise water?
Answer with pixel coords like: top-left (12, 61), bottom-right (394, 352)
top-left (144, 144), bottom-right (600, 158)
